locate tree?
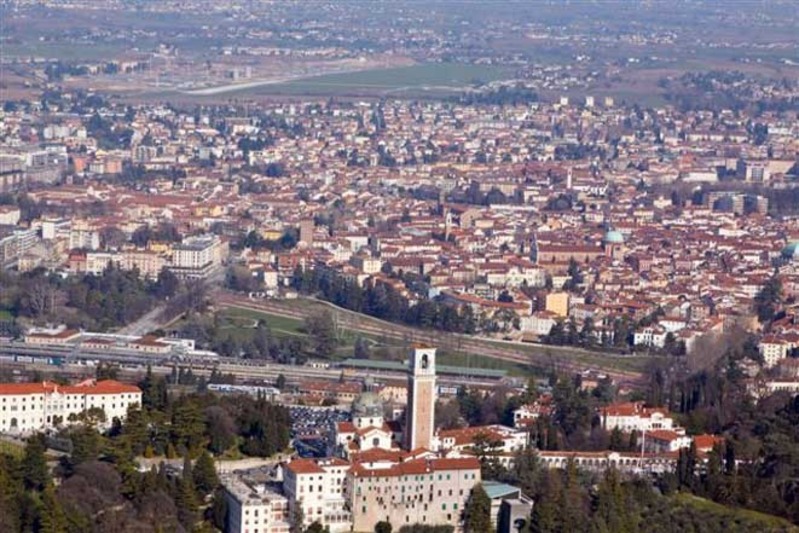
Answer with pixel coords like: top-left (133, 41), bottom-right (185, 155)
top-left (38, 485), bottom-right (68, 533)
top-left (530, 470), bottom-right (561, 533)
top-left (193, 451), bottom-right (219, 497)
top-left (354, 336), bottom-right (371, 359)
top-left (375, 521), bottom-right (393, 533)
top-left (289, 505), bottom-right (305, 533)
top-left (464, 484), bottom-right (491, 533)
top-left (304, 310), bottom-right (338, 359)
top-left (155, 268), bottom-right (180, 299)
top-left (276, 374), bottom-right (287, 390)
top-left (566, 257), bottom-right (583, 288)
top-left (204, 405), bottom-right (237, 455)
top-left (594, 468), bottom-right (637, 533)
top-left (22, 434), bottom-right (50, 491)
top-left (210, 487), bottom-right (229, 530)
top-left (176, 455), bottom-right (199, 529)
top-left (754, 275), bottom-right (782, 324)
top-left (305, 521), bottom-right (329, 533)
top-left (67, 425), bottom-right (103, 470)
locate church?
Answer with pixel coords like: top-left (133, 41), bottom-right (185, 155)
top-left (334, 345), bottom-right (438, 457)
top-left (261, 346), bottom-right (527, 533)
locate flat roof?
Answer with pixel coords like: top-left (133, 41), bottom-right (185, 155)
top-left (482, 481), bottom-right (522, 500)
top-left (339, 358), bottom-right (507, 379)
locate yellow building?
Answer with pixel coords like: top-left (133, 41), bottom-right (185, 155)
top-left (545, 292), bottom-right (570, 317)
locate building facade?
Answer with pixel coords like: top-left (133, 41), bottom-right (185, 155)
top-left (224, 475), bottom-right (290, 533)
top-left (348, 457), bottom-right (481, 532)
top-left (0, 379), bottom-right (142, 433)
top-left (283, 458), bottom-right (352, 533)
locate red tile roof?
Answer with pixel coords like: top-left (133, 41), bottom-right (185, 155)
top-left (0, 380), bottom-right (140, 396)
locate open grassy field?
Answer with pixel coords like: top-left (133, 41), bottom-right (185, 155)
top-left (662, 493), bottom-right (799, 531)
top-left (215, 307), bottom-right (410, 360)
top-left (228, 63), bottom-right (513, 98)
top-left (220, 307), bottom-right (305, 336)
top-left (213, 300), bottom-right (653, 379)
top-left (2, 43), bottom-right (128, 62)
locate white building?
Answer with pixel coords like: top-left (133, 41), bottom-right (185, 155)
top-left (170, 234), bottom-right (226, 279)
top-left (223, 475), bottom-right (290, 533)
top-left (759, 336), bottom-right (791, 367)
top-left (0, 379), bottom-right (142, 434)
top-left (601, 402), bottom-right (676, 433)
top-left (519, 311), bottom-right (557, 337)
top-left (436, 425), bottom-right (528, 456)
top-left (633, 326), bottom-right (668, 349)
top-left (0, 206), bottom-right (20, 226)
top-left (69, 227), bottom-right (100, 251)
top-left (283, 458), bottom-right (352, 533)
top-left (643, 430), bottom-right (692, 453)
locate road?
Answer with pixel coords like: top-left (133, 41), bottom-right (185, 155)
top-left (116, 304), bottom-right (167, 336)
top-left (216, 293), bottom-right (645, 386)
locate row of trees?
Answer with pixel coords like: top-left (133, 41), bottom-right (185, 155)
top-left (291, 267), bottom-right (480, 334)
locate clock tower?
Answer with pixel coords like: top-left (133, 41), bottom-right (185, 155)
top-left (404, 345), bottom-right (437, 450)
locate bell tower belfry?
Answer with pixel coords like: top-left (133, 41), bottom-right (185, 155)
top-left (404, 345), bottom-right (436, 450)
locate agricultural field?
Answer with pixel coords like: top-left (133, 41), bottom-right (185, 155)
top-left (230, 63), bottom-right (514, 98)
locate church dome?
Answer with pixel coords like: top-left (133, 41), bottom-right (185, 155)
top-left (352, 391), bottom-right (383, 418)
top-left (603, 230), bottom-right (625, 245)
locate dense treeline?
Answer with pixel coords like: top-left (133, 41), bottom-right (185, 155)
top-left (137, 366), bottom-right (291, 458)
top-left (498, 452), bottom-right (795, 533)
top-left (290, 266), bottom-right (479, 334)
top-left (0, 265), bottom-right (187, 332)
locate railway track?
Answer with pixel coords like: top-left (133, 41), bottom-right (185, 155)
top-left (216, 294), bottom-right (645, 385)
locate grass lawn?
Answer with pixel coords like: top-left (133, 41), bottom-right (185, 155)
top-left (667, 493), bottom-right (798, 530)
top-left (220, 308), bottom-right (305, 336)
top-left (3, 43), bottom-right (127, 61)
top-left (0, 439), bottom-right (25, 460)
top-left (243, 63), bottom-right (513, 97)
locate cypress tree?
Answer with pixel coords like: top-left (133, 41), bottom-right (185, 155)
top-left (464, 484), bottom-right (492, 533)
top-left (193, 451), bottom-right (219, 496)
top-left (22, 434), bottom-right (50, 491)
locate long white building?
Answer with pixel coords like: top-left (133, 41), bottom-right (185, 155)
top-left (0, 379), bottom-right (142, 433)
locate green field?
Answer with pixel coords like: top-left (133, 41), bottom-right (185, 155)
top-left (661, 494), bottom-right (799, 531)
top-left (220, 307), bottom-right (305, 337)
top-left (216, 307), bottom-right (408, 360)
top-left (2, 43), bottom-right (128, 62)
top-left (239, 63), bottom-right (513, 97)
top-left (215, 303), bottom-right (644, 378)
top-left (215, 300), bottom-right (655, 377)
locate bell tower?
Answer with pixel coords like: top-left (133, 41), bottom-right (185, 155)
top-left (404, 345), bottom-right (437, 450)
